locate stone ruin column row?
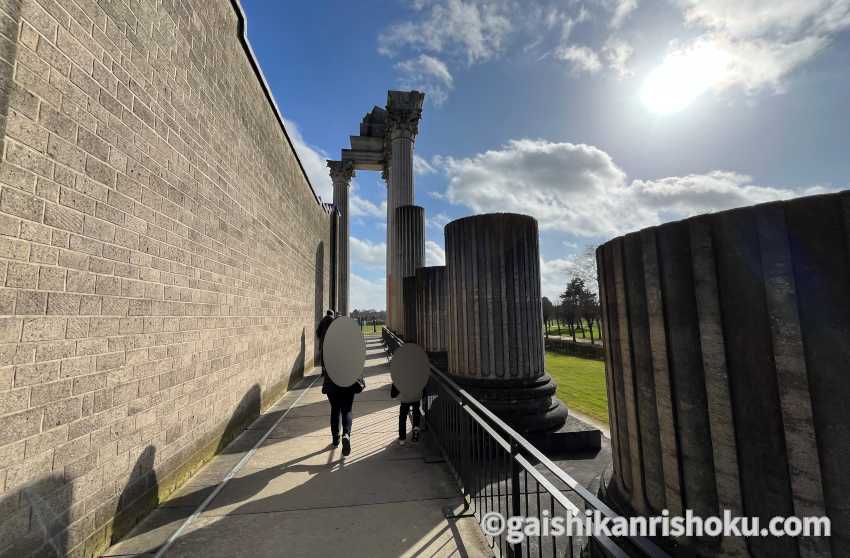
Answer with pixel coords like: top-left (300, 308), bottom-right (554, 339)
top-left (328, 90), bottom-right (423, 321)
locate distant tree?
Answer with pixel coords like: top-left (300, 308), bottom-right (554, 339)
top-left (542, 297), bottom-right (555, 337)
top-left (579, 289), bottom-right (600, 344)
top-left (559, 277), bottom-right (585, 343)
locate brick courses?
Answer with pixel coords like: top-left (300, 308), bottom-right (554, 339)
top-left (0, 1), bottom-right (331, 556)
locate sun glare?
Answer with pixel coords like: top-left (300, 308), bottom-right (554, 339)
top-left (640, 43), bottom-right (728, 114)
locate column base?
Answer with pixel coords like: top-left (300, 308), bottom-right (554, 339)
top-left (451, 373), bottom-right (568, 434)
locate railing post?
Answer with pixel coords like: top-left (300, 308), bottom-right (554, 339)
top-left (509, 441), bottom-right (522, 558)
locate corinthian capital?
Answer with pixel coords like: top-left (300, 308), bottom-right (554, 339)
top-left (386, 90), bottom-right (425, 139)
top-left (327, 160), bottom-right (355, 184)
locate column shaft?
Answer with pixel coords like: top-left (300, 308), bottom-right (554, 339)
top-left (394, 205), bottom-right (424, 339)
top-left (445, 213), bottom-right (567, 434)
top-left (328, 160), bottom-right (353, 316)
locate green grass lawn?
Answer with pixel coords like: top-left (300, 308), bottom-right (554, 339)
top-left (545, 322), bottom-right (603, 343)
top-left (360, 323), bottom-right (383, 335)
top-left (546, 351), bottom-right (609, 425)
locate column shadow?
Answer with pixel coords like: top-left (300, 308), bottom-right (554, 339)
top-left (0, 474), bottom-right (70, 558)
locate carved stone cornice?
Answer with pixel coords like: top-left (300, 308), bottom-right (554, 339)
top-left (327, 159), bottom-right (355, 184)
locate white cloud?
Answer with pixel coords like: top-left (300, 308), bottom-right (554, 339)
top-left (540, 256), bottom-right (578, 302)
top-left (350, 194), bottom-right (387, 219)
top-left (396, 54), bottom-right (455, 105)
top-left (282, 118), bottom-right (333, 203)
top-left (378, 0), bottom-right (513, 64)
top-left (678, 0), bottom-right (850, 39)
top-left (628, 171), bottom-right (831, 218)
top-left (609, 0), bottom-right (638, 29)
top-left (427, 212), bottom-right (451, 230)
top-left (555, 45), bottom-right (602, 73)
top-left (425, 240), bottom-right (446, 265)
top-left (556, 37), bottom-right (634, 77)
top-left (438, 138), bottom-right (836, 237)
top-left (414, 154), bottom-right (437, 175)
top-left (350, 237), bottom-right (386, 269)
top-left (441, 139), bottom-right (628, 236)
top-left (350, 273), bottom-right (386, 311)
top-left (653, 0), bottom-right (850, 97)
top-left (602, 37), bottom-right (634, 77)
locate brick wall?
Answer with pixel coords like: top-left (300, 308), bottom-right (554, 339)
top-left (0, 0), bottom-right (331, 556)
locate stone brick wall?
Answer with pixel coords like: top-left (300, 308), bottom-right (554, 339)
top-left (0, 1), bottom-right (331, 556)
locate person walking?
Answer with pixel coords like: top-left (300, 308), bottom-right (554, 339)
top-left (391, 384), bottom-right (421, 446)
top-left (316, 309), bottom-right (363, 456)
top-left (316, 309), bottom-right (334, 373)
top-left (322, 377), bottom-right (361, 456)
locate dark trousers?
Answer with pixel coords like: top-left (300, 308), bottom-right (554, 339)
top-left (399, 402), bottom-right (421, 439)
top-left (328, 391), bottom-right (354, 438)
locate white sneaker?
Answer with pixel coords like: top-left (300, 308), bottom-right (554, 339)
top-left (398, 438), bottom-right (406, 446)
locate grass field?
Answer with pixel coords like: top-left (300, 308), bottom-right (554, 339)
top-left (545, 351), bottom-right (609, 425)
top-left (360, 323), bottom-right (383, 335)
top-left (545, 322), bottom-right (602, 343)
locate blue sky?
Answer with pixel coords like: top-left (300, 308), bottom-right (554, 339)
top-left (241, 0), bottom-right (850, 310)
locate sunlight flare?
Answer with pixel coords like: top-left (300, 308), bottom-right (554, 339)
top-left (640, 42), bottom-right (729, 114)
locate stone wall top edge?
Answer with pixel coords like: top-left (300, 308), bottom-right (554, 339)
top-left (229, 0), bottom-right (329, 214)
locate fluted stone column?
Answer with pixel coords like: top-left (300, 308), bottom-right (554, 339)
top-left (394, 205), bottom-right (424, 339)
top-left (445, 213), bottom-right (567, 434)
top-left (328, 160), bottom-right (354, 315)
top-left (384, 167), bottom-right (394, 328)
top-left (385, 91), bottom-right (423, 331)
top-left (416, 266), bottom-right (448, 368)
top-left (597, 190), bottom-right (850, 558)
top-left (402, 276), bottom-right (417, 343)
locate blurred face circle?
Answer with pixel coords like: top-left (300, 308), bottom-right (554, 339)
top-left (390, 343), bottom-right (430, 400)
top-left (323, 317), bottom-right (366, 387)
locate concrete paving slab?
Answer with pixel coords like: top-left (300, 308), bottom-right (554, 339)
top-left (196, 457), bottom-right (460, 516)
top-left (162, 500), bottom-right (489, 558)
top-left (103, 335), bottom-right (491, 558)
top-left (101, 507), bottom-right (191, 557)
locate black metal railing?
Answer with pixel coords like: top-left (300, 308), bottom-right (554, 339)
top-left (382, 327), bottom-right (670, 558)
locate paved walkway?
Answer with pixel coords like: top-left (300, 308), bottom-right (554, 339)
top-left (104, 335), bottom-right (490, 558)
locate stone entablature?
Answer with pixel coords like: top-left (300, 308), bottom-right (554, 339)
top-left (334, 91), bottom-right (424, 324)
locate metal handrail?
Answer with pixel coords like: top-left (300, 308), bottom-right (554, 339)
top-left (382, 327), bottom-right (670, 558)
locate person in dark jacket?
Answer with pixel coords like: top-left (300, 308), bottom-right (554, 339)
top-left (316, 309), bottom-right (335, 373)
top-left (316, 309), bottom-right (360, 456)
